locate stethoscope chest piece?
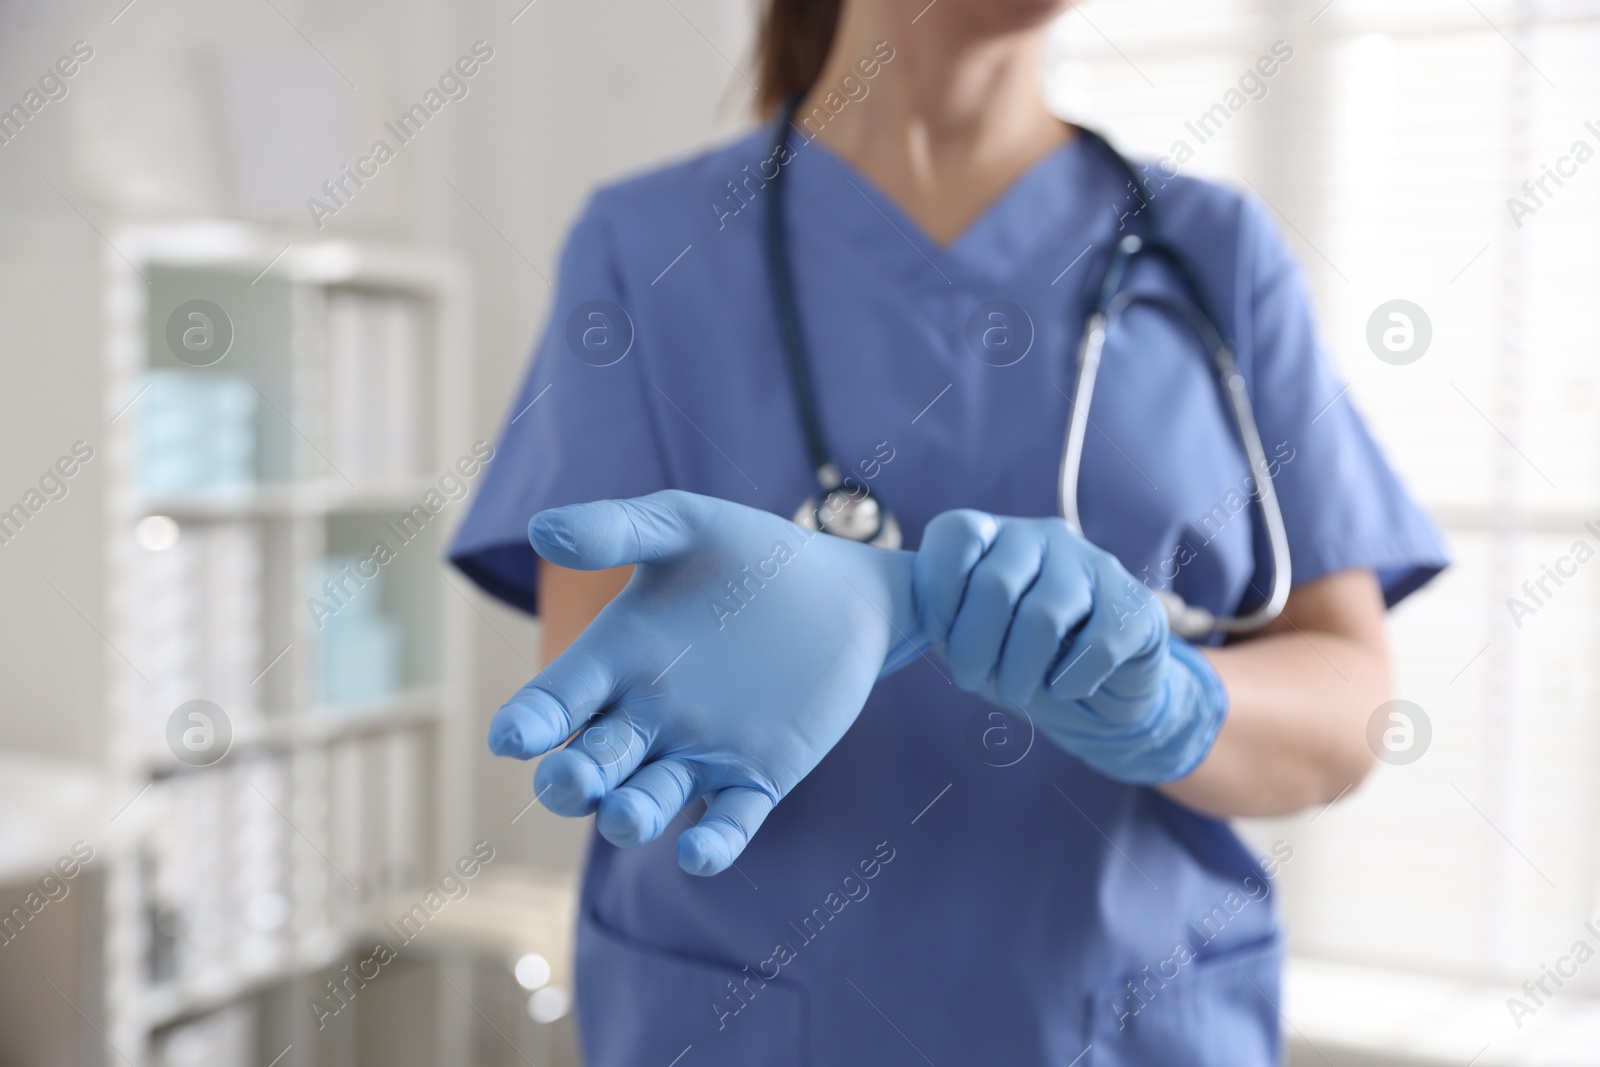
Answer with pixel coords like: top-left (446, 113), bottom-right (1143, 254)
top-left (793, 479), bottom-right (903, 549)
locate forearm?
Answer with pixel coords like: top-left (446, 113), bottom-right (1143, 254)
top-left (1157, 573), bottom-right (1393, 818)
top-left (538, 560), bottom-right (632, 663)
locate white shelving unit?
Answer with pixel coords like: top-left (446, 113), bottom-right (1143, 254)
top-left (99, 223), bottom-right (475, 1066)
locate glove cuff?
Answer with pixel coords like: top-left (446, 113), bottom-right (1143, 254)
top-left (1143, 638), bottom-right (1230, 782)
top-left (1062, 638), bottom-right (1228, 786)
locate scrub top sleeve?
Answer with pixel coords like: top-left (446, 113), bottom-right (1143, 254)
top-left (449, 193), bottom-right (670, 614)
top-left (1235, 197), bottom-right (1448, 608)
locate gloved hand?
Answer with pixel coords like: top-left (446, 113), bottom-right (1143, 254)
top-left (489, 490), bottom-right (928, 876)
top-left (914, 510), bottom-right (1228, 784)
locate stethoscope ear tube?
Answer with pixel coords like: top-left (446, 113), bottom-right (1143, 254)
top-left (1059, 291), bottom-right (1292, 639)
top-left (763, 108), bottom-right (834, 481)
top-left (769, 98), bottom-right (902, 548)
top-left (1057, 312), bottom-right (1106, 537)
top-left (1208, 352), bottom-right (1292, 635)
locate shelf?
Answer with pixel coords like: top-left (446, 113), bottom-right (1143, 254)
top-left (133, 869), bottom-right (568, 1032)
top-left (136, 690), bottom-right (441, 776)
top-left (290, 688), bottom-right (441, 743)
top-left (0, 752), bottom-right (111, 885)
top-left (138, 933), bottom-right (347, 1031)
top-left (133, 480), bottom-right (443, 521)
top-left (101, 224), bottom-right (473, 1066)
top-left (366, 867), bottom-right (578, 976)
top-left (112, 222), bottom-right (468, 292)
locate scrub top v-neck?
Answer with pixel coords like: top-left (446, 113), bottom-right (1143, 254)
top-left (452, 118), bottom-right (1447, 1067)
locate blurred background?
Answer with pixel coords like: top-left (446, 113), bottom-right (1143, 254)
top-left (0, 0), bottom-right (1596, 1064)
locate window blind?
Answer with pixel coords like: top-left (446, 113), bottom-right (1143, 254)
top-left (1046, 0), bottom-right (1600, 997)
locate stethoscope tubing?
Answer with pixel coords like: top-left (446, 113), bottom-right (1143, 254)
top-left (766, 101), bottom-right (1292, 637)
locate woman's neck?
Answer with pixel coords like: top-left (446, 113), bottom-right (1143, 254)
top-left (795, 1), bottom-right (1069, 244)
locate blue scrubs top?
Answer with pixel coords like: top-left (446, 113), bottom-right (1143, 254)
top-left (452, 122), bottom-right (1447, 1066)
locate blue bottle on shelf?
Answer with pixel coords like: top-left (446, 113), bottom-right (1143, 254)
top-left (315, 555), bottom-right (403, 708)
top-left (138, 370), bottom-right (257, 493)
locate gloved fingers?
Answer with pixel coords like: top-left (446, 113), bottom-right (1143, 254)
top-left (914, 509), bottom-right (1001, 646)
top-left (944, 522), bottom-right (1045, 691)
top-left (528, 490), bottom-right (700, 570)
top-left (677, 786), bottom-right (776, 877)
top-left (597, 757), bottom-right (706, 848)
top-left (994, 552), bottom-right (1094, 708)
top-left (1046, 566), bottom-right (1165, 703)
top-left (489, 647), bottom-right (617, 759)
top-left (532, 707), bottom-right (649, 817)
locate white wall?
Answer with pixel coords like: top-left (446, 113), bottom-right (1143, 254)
top-left (0, 0), bottom-right (759, 870)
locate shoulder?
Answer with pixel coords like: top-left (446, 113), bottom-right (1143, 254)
top-left (1137, 167), bottom-right (1258, 252)
top-left (554, 127), bottom-right (774, 289)
top-left (1136, 166), bottom-right (1289, 289)
top-left (1118, 163), bottom-right (1313, 378)
top-left (580, 128), bottom-right (774, 239)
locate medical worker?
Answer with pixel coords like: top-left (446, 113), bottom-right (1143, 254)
top-left (451, 0), bottom-right (1447, 1063)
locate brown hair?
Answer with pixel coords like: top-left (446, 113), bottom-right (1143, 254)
top-left (755, 0), bottom-right (844, 118)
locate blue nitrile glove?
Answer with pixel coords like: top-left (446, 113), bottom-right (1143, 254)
top-left (489, 490), bottom-right (928, 876)
top-left (914, 510), bottom-right (1228, 784)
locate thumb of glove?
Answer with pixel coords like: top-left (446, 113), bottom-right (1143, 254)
top-left (528, 490), bottom-right (703, 571)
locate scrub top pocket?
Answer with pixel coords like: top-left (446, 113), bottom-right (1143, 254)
top-left (576, 905), bottom-right (808, 1067)
top-left (1086, 934), bottom-right (1283, 1067)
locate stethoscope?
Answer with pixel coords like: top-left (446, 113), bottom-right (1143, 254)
top-left (764, 101), bottom-right (1291, 639)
